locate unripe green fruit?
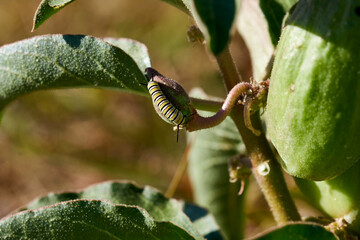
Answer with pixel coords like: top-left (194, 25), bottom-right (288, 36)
top-left (295, 160), bottom-right (360, 233)
top-left (266, 0), bottom-right (360, 180)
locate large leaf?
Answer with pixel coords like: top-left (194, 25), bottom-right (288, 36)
top-left (0, 34), bottom-right (150, 112)
top-left (190, 0), bottom-right (240, 55)
top-left (187, 90), bottom-right (247, 240)
top-left (23, 181), bottom-right (221, 240)
top-left (0, 200), bottom-right (196, 239)
top-left (250, 222), bottom-right (338, 240)
top-left (32, 0), bottom-right (76, 31)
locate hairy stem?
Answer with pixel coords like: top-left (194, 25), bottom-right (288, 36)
top-left (232, 109), bottom-right (301, 223)
top-left (216, 46), bottom-right (243, 91)
top-left (186, 82), bottom-right (252, 132)
top-left (216, 47), bottom-right (301, 223)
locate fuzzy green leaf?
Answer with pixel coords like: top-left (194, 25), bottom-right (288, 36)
top-left (0, 35), bottom-right (150, 112)
top-left (23, 181), bottom-right (222, 240)
top-left (0, 200), bottom-right (196, 240)
top-left (250, 223), bottom-right (338, 240)
top-left (191, 0), bottom-right (240, 55)
top-left (32, 0), bottom-right (76, 31)
top-left (187, 90), bottom-right (247, 240)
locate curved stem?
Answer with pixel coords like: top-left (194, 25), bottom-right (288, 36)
top-left (186, 82), bottom-right (252, 132)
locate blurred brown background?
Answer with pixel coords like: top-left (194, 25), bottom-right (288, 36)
top-left (0, 0), bottom-right (304, 236)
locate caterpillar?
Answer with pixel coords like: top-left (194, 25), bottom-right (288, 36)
top-left (146, 68), bottom-right (187, 142)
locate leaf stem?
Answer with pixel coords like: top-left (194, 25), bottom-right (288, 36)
top-left (216, 47), bottom-right (301, 224)
top-left (186, 82), bottom-right (252, 132)
top-left (190, 97), bottom-right (223, 112)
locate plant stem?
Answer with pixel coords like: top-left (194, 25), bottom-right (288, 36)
top-left (232, 110), bottom-right (301, 223)
top-left (216, 47), bottom-right (243, 91)
top-left (216, 47), bottom-right (301, 224)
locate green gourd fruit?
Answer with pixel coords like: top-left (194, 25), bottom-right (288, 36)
top-left (295, 160), bottom-right (360, 233)
top-left (266, 0), bottom-right (360, 180)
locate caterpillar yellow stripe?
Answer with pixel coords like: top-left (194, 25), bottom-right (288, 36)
top-left (147, 80), bottom-right (186, 126)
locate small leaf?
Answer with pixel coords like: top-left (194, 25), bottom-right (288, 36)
top-left (237, 0), bottom-right (297, 82)
top-left (190, 0), bottom-right (240, 55)
top-left (104, 38), bottom-right (151, 74)
top-left (250, 222), bottom-right (338, 240)
top-left (160, 0), bottom-right (191, 15)
top-left (237, 0), bottom-right (274, 82)
top-left (259, 0), bottom-right (298, 45)
top-left (23, 181), bottom-right (222, 240)
top-left (188, 89), bottom-right (247, 240)
top-left (0, 35), bottom-right (150, 111)
top-left (0, 200), bottom-right (196, 240)
top-left (32, 0), bottom-right (76, 31)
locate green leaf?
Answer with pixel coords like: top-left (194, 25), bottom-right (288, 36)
top-left (250, 222), bottom-right (338, 240)
top-left (187, 90), bottom-right (247, 240)
top-left (0, 35), bottom-right (150, 112)
top-left (32, 0), bottom-right (76, 31)
top-left (160, 0), bottom-right (191, 15)
top-left (0, 200), bottom-right (196, 240)
top-left (23, 181), bottom-right (222, 240)
top-left (259, 0), bottom-right (298, 45)
top-left (190, 0), bottom-right (240, 55)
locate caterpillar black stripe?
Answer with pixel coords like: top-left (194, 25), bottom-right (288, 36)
top-left (147, 80), bottom-right (186, 126)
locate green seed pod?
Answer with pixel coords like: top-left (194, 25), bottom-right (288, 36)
top-left (295, 160), bottom-right (360, 234)
top-left (266, 0), bottom-right (360, 180)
